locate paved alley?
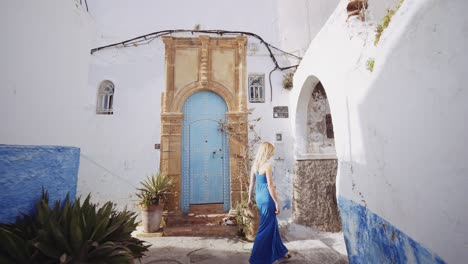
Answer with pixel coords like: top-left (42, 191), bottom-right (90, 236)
top-left (136, 223), bottom-right (349, 264)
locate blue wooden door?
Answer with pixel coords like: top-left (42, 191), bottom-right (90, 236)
top-left (181, 91), bottom-right (230, 213)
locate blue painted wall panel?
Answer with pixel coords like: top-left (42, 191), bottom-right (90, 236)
top-left (338, 196), bottom-right (445, 264)
top-left (0, 145), bottom-right (80, 223)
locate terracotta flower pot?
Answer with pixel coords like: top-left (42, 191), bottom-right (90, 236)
top-left (140, 203), bottom-right (164, 233)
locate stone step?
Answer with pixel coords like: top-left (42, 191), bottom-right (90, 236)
top-left (163, 209), bottom-right (238, 237)
top-left (189, 204), bottom-right (225, 214)
top-left (165, 213), bottom-right (227, 227)
top-left (163, 224), bottom-right (238, 237)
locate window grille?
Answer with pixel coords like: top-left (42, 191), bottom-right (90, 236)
top-left (96, 80), bottom-right (114, 115)
top-left (326, 114), bottom-right (334, 139)
top-left (248, 74), bottom-right (265, 103)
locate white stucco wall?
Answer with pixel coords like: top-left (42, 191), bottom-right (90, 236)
top-left (290, 0), bottom-right (468, 262)
top-left (0, 0), bottom-right (305, 216)
top-left (0, 2), bottom-right (94, 151)
top-left (81, 0), bottom-right (296, 215)
top-left (276, 0), bottom-right (340, 58)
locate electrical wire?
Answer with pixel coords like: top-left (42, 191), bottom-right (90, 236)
top-left (91, 29), bottom-right (301, 70)
top-left (90, 29), bottom-right (301, 101)
top-left (269, 67), bottom-right (278, 102)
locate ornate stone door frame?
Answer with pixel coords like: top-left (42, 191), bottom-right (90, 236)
top-left (160, 36), bottom-right (248, 214)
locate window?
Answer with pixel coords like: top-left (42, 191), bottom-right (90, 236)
top-left (96, 80), bottom-right (114, 115)
top-left (248, 74), bottom-right (265, 103)
top-left (326, 114), bottom-right (334, 139)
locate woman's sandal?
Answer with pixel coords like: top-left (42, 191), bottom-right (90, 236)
top-left (283, 253), bottom-right (292, 259)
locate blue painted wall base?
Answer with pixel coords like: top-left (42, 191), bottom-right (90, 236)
top-left (0, 145), bottom-right (80, 223)
top-left (338, 196), bottom-right (445, 264)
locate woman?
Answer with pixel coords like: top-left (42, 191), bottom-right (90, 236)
top-left (248, 142), bottom-right (291, 264)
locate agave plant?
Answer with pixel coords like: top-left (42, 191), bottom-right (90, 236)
top-left (136, 173), bottom-right (174, 209)
top-left (0, 190), bottom-right (149, 263)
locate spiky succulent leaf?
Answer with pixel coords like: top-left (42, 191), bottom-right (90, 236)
top-left (0, 190), bottom-right (149, 263)
top-left (136, 173), bottom-right (174, 207)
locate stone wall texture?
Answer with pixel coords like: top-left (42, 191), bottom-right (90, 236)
top-left (293, 159), bottom-right (341, 232)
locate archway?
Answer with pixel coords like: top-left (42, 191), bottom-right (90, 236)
top-left (293, 76), bottom-right (341, 232)
top-left (159, 36), bottom-right (248, 214)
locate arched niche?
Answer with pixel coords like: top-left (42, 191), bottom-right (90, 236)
top-left (306, 81), bottom-right (336, 156)
top-left (295, 75), bottom-right (336, 160)
top-left (292, 75), bottom-right (341, 232)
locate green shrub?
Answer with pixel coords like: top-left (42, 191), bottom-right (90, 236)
top-left (0, 190), bottom-right (149, 263)
top-left (282, 72), bottom-right (294, 90)
top-left (234, 198), bottom-right (259, 240)
top-left (366, 58), bottom-right (375, 72)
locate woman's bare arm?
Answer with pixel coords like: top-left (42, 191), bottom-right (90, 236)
top-left (248, 168), bottom-right (255, 208)
top-left (265, 163), bottom-right (280, 214)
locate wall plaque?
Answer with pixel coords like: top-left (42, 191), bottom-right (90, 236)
top-left (273, 106), bottom-right (288, 118)
top-left (276, 133), bottom-right (282, 142)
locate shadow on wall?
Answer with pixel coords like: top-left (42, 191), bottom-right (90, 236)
top-left (340, 1), bottom-right (468, 263)
top-left (0, 145), bottom-right (80, 223)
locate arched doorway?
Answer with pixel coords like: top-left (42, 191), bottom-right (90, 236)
top-left (160, 36), bottom-right (248, 215)
top-left (181, 91), bottom-right (230, 213)
top-left (293, 77), bottom-right (341, 232)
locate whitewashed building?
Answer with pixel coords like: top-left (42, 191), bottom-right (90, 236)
top-left (290, 0), bottom-right (468, 263)
top-left (1, 0), bottom-right (467, 263)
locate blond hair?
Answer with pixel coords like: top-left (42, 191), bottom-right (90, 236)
top-left (251, 142), bottom-right (275, 173)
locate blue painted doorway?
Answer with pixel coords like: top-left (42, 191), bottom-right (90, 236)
top-left (181, 91), bottom-right (230, 213)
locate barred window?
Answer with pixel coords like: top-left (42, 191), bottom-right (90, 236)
top-left (326, 114), bottom-right (334, 139)
top-left (248, 74), bottom-right (265, 103)
top-left (96, 80), bottom-right (114, 115)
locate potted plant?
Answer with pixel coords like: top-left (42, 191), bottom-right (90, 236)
top-left (136, 173), bottom-right (174, 233)
top-left (282, 72), bottom-right (294, 90)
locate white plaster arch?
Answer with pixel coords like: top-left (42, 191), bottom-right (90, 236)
top-left (292, 75), bottom-right (337, 160)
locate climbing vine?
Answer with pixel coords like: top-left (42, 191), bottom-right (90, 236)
top-left (218, 109), bottom-right (262, 240)
top-left (374, 0), bottom-right (405, 45)
top-left (217, 109), bottom-right (262, 198)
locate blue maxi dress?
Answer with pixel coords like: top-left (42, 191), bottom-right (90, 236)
top-left (249, 172), bottom-right (288, 264)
